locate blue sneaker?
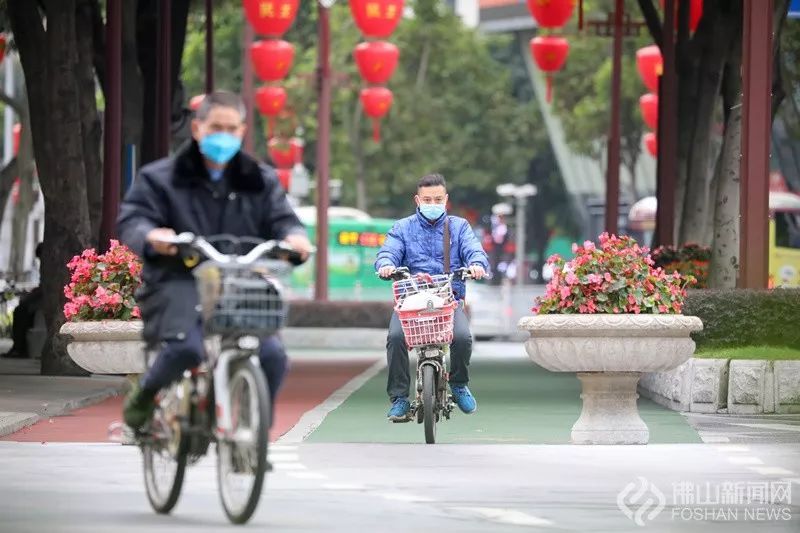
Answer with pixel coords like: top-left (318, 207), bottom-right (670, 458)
top-left (450, 385), bottom-right (477, 414)
top-left (387, 397), bottom-right (411, 422)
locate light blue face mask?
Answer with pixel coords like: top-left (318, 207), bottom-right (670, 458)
top-left (199, 132), bottom-right (242, 165)
top-left (419, 203), bottom-right (446, 220)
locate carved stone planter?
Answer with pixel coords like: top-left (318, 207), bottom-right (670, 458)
top-left (60, 320), bottom-right (146, 374)
top-left (518, 314), bottom-right (703, 445)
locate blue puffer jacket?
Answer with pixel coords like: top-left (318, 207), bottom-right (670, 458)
top-left (375, 210), bottom-right (490, 301)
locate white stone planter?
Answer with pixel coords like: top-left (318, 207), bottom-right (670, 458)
top-left (60, 320), bottom-right (146, 374)
top-left (519, 314), bottom-right (703, 445)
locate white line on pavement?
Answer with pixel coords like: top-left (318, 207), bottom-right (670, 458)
top-left (268, 453), bottom-right (300, 462)
top-left (699, 433), bottom-right (730, 443)
top-left (714, 445), bottom-right (750, 453)
top-left (378, 492), bottom-right (435, 503)
top-left (726, 456), bottom-right (764, 465)
top-left (728, 422), bottom-right (800, 432)
top-left (450, 507), bottom-right (555, 527)
top-left (278, 359), bottom-right (386, 444)
top-left (322, 483), bottom-right (367, 491)
top-left (748, 466), bottom-right (797, 476)
top-left (273, 462), bottom-right (307, 471)
top-left (287, 472), bottom-right (328, 480)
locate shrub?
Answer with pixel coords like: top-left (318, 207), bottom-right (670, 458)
top-left (652, 243), bottom-right (711, 288)
top-left (286, 300), bottom-right (394, 328)
top-left (533, 233), bottom-right (695, 314)
top-left (64, 240), bottom-right (142, 321)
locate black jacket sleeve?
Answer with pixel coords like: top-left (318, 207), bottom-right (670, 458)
top-left (117, 170), bottom-right (168, 257)
top-left (260, 165), bottom-right (307, 240)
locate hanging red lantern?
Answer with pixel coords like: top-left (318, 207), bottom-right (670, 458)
top-left (529, 36), bottom-right (570, 103)
top-left (350, 0), bottom-right (404, 38)
top-left (255, 86), bottom-right (287, 136)
top-left (636, 45), bottom-right (663, 93)
top-left (353, 41), bottom-right (400, 85)
top-left (243, 0), bottom-right (300, 37)
top-left (276, 168), bottom-right (291, 190)
top-left (0, 35), bottom-right (7, 65)
top-left (659, 0), bottom-right (702, 32)
top-left (360, 87), bottom-right (393, 142)
top-left (251, 39), bottom-right (294, 82)
top-left (189, 94), bottom-right (205, 111)
top-left (639, 93), bottom-right (658, 130)
top-left (526, 0), bottom-right (576, 28)
top-left (268, 137), bottom-right (303, 169)
top-left (644, 132), bottom-right (657, 157)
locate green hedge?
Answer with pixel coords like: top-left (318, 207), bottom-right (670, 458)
top-left (684, 289), bottom-right (800, 349)
top-left (286, 300), bottom-right (394, 329)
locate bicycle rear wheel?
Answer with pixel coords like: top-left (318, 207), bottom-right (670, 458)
top-left (422, 365), bottom-right (437, 444)
top-left (142, 405), bottom-right (188, 514)
top-left (217, 357), bottom-right (270, 525)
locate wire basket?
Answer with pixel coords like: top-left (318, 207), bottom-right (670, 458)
top-left (192, 262), bottom-right (287, 337)
top-left (397, 301), bottom-right (457, 348)
top-left (392, 273), bottom-right (454, 306)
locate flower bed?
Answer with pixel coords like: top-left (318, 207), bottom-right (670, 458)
top-left (651, 243), bottom-right (710, 288)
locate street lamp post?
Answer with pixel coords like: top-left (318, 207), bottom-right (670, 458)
top-left (497, 183), bottom-right (537, 286)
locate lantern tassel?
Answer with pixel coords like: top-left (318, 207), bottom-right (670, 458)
top-left (372, 118), bottom-right (381, 143)
top-left (546, 75), bottom-right (553, 103)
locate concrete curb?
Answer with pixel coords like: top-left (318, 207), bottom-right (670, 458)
top-left (0, 379), bottom-right (127, 438)
top-left (282, 328), bottom-right (386, 350)
top-left (639, 358), bottom-right (800, 414)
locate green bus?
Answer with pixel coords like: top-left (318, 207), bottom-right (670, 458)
top-left (290, 206), bottom-right (396, 300)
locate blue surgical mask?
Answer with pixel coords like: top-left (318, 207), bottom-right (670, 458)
top-left (198, 132), bottom-right (242, 165)
top-left (419, 203), bottom-right (446, 220)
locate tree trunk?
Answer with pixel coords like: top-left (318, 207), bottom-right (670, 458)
top-left (77, 0), bottom-right (104, 245)
top-left (351, 99), bottom-right (367, 211)
top-left (122, 0), bottom-right (144, 158)
top-left (9, 0), bottom-right (94, 375)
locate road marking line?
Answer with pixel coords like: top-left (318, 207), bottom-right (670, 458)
top-left (451, 507), bottom-right (554, 527)
top-left (700, 434), bottom-right (730, 443)
top-left (749, 466), bottom-right (797, 476)
top-left (273, 462), bottom-right (307, 471)
top-left (378, 492), bottom-right (435, 503)
top-left (278, 359), bottom-right (385, 444)
top-left (714, 445), bottom-right (750, 453)
top-left (270, 445), bottom-right (297, 452)
top-left (727, 456), bottom-right (764, 465)
top-left (728, 422), bottom-right (800, 432)
top-left (322, 483), bottom-right (366, 491)
top-left (287, 472), bottom-right (328, 480)
top-left (269, 453), bottom-right (300, 462)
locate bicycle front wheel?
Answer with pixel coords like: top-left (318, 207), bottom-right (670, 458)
top-left (217, 357), bottom-right (270, 525)
top-left (422, 365), bottom-right (437, 444)
top-left (142, 410), bottom-right (188, 514)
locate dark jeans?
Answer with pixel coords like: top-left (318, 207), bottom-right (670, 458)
top-left (386, 303), bottom-right (472, 399)
top-left (139, 323), bottom-right (289, 408)
top-left (6, 288), bottom-right (42, 357)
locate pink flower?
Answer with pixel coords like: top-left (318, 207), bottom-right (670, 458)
top-left (583, 240), bottom-right (596, 251)
top-left (604, 272), bottom-right (613, 282)
top-left (560, 286), bottom-right (571, 300)
top-left (572, 243), bottom-right (579, 253)
top-left (658, 305), bottom-right (669, 313)
top-left (565, 272), bottom-right (579, 285)
top-left (132, 306), bottom-right (141, 319)
top-left (587, 273), bottom-right (602, 284)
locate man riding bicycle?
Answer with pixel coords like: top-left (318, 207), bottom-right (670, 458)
top-left (117, 90), bottom-right (312, 431)
top-left (376, 174), bottom-right (489, 422)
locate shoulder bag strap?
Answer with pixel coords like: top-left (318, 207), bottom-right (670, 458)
top-left (443, 216), bottom-right (451, 274)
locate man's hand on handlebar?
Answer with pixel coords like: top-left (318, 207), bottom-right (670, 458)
top-left (468, 264), bottom-right (487, 280)
top-left (146, 227), bottom-right (179, 256)
top-left (378, 265), bottom-right (397, 279)
top-left (283, 234), bottom-right (313, 262)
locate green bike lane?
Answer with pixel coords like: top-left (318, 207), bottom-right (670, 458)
top-left (304, 343), bottom-right (702, 445)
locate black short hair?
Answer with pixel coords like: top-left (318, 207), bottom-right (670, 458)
top-left (195, 90), bottom-right (247, 121)
top-left (417, 173), bottom-right (447, 190)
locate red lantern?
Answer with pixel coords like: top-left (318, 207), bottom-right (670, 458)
top-left (636, 45), bottom-right (663, 93)
top-left (360, 87), bottom-right (393, 142)
top-left (276, 168), bottom-right (291, 190)
top-left (353, 41), bottom-right (400, 85)
top-left (0, 35), bottom-right (7, 65)
top-left (251, 39), bottom-right (294, 82)
top-left (529, 36), bottom-right (570, 103)
top-left (243, 0), bottom-right (300, 37)
top-left (189, 94), bottom-right (205, 111)
top-left (255, 86), bottom-right (287, 136)
top-left (268, 137), bottom-right (303, 169)
top-left (350, 0), bottom-right (404, 39)
top-left (526, 0), bottom-right (576, 28)
top-left (639, 93), bottom-right (658, 130)
top-left (644, 132), bottom-right (657, 157)
top-left (659, 0), bottom-right (702, 32)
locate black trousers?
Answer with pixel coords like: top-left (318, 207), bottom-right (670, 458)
top-left (386, 303), bottom-right (472, 399)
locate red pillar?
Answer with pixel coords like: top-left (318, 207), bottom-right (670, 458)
top-left (738, 0), bottom-right (773, 288)
top-left (655, 0), bottom-right (678, 247)
top-left (100, 0), bottom-right (122, 246)
top-left (604, 0), bottom-right (623, 235)
top-left (155, 0), bottom-right (172, 158)
top-left (314, 3), bottom-right (331, 301)
top-left (242, 21), bottom-right (255, 154)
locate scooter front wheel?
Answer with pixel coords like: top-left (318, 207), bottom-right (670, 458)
top-left (422, 365), bottom-right (437, 444)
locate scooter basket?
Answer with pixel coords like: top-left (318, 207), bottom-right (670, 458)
top-left (397, 301), bottom-right (457, 348)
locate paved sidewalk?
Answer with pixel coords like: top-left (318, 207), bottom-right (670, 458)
top-left (0, 374), bottom-right (127, 437)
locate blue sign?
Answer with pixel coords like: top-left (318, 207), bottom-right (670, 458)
top-left (790, 0), bottom-right (800, 19)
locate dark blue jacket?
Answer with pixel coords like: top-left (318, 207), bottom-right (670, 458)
top-left (375, 210), bottom-right (489, 301)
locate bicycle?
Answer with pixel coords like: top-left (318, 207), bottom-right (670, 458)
top-left (380, 267), bottom-right (474, 444)
top-left (127, 233), bottom-right (303, 524)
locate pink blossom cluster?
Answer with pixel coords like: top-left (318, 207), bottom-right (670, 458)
top-left (63, 240), bottom-right (142, 321)
top-left (533, 233), bottom-right (695, 315)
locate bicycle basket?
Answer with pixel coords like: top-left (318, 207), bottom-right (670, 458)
top-left (193, 262), bottom-right (286, 337)
top-left (397, 300), bottom-right (457, 348)
top-left (392, 274), bottom-right (453, 306)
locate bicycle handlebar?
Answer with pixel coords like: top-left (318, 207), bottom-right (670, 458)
top-left (376, 266), bottom-right (478, 282)
top-left (159, 233), bottom-right (310, 266)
